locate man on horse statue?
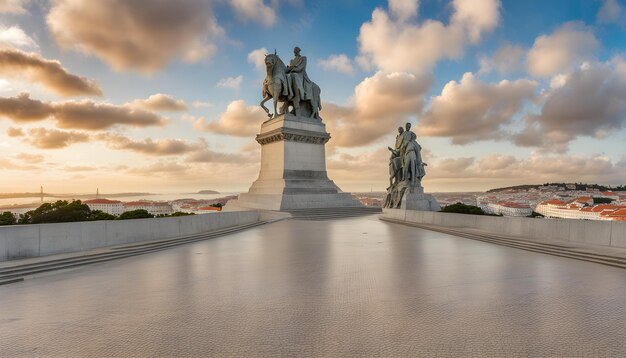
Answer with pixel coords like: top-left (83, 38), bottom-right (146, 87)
top-left (260, 46), bottom-right (322, 120)
top-left (286, 47), bottom-right (314, 106)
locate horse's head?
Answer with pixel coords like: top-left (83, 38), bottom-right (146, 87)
top-left (264, 54), bottom-right (276, 70)
top-left (264, 52), bottom-right (286, 74)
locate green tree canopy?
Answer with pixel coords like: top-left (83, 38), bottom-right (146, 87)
top-left (118, 209), bottom-right (154, 220)
top-left (0, 211), bottom-right (16, 226)
top-left (440, 202), bottom-right (488, 215)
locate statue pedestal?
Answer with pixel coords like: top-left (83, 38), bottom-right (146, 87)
top-left (384, 182), bottom-right (440, 212)
top-left (400, 186), bottom-right (441, 211)
top-left (226, 113), bottom-right (362, 211)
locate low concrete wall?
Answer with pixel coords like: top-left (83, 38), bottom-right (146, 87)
top-left (382, 209), bottom-right (626, 249)
top-left (0, 211), bottom-right (260, 261)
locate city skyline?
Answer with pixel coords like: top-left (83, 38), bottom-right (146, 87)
top-left (0, 0), bottom-right (625, 194)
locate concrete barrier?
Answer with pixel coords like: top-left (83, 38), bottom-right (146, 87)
top-left (0, 211), bottom-right (260, 261)
top-left (382, 209), bottom-right (626, 249)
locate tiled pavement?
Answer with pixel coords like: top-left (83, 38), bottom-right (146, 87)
top-left (1, 216), bottom-right (626, 357)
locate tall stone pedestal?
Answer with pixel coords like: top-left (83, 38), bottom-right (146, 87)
top-left (227, 113), bottom-right (361, 211)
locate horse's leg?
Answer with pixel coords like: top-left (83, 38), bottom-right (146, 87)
top-left (260, 95), bottom-right (272, 117)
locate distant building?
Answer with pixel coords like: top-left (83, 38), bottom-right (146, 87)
top-left (487, 202), bottom-right (532, 217)
top-left (358, 197), bottom-right (382, 207)
top-left (123, 201), bottom-right (173, 216)
top-left (535, 198), bottom-right (626, 221)
top-left (84, 199), bottom-right (124, 216)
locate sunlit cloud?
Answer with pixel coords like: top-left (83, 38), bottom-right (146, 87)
top-left (0, 48), bottom-right (101, 96)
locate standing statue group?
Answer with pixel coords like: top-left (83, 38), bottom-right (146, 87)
top-left (260, 47), bottom-right (322, 119)
top-left (384, 123), bottom-right (427, 208)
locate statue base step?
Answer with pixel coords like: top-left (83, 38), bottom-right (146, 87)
top-left (225, 113), bottom-right (362, 211)
top-left (400, 191), bottom-right (441, 211)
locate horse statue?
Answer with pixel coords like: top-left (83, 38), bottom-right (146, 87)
top-left (260, 52), bottom-right (322, 119)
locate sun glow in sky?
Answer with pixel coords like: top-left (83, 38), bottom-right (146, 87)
top-left (0, 0), bottom-right (625, 194)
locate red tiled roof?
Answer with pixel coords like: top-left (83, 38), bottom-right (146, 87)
top-left (84, 199), bottom-right (121, 204)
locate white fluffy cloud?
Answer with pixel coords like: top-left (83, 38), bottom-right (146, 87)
top-left (130, 93), bottom-right (187, 112)
top-left (194, 99), bottom-right (264, 137)
top-left (357, 0), bottom-right (500, 73)
top-left (417, 72), bottom-right (537, 144)
top-left (229, 0), bottom-right (276, 27)
top-left (0, 25), bottom-right (37, 48)
top-left (323, 71), bottom-right (432, 147)
top-left (514, 61), bottom-right (626, 152)
top-left (46, 0), bottom-right (222, 73)
top-left (526, 22), bottom-right (599, 77)
top-left (216, 75), bottom-right (244, 89)
top-left (318, 54), bottom-right (354, 75)
top-left (247, 47), bottom-right (268, 71)
top-left (388, 0), bottom-right (419, 22)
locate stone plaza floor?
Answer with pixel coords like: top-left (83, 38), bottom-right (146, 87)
top-left (1, 215), bottom-right (626, 357)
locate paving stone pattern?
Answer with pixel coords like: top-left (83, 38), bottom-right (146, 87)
top-left (1, 216), bottom-right (626, 357)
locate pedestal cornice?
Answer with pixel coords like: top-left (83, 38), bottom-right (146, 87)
top-left (256, 127), bottom-right (331, 145)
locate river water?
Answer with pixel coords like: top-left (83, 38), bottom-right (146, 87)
top-left (0, 193), bottom-right (239, 208)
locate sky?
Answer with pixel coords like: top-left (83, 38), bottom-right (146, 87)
top-left (0, 0), bottom-right (625, 194)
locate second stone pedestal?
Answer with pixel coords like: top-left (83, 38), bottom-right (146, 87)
top-left (227, 113), bottom-right (361, 211)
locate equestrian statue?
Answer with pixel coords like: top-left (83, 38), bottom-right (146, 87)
top-left (260, 47), bottom-right (322, 120)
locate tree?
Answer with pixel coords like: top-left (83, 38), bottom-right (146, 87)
top-left (170, 211), bottom-right (194, 217)
top-left (593, 197), bottom-right (614, 204)
top-left (118, 209), bottom-right (154, 220)
top-left (19, 200), bottom-right (92, 224)
top-left (440, 202), bottom-right (488, 215)
top-left (0, 211), bottom-right (16, 226)
top-left (89, 210), bottom-right (117, 221)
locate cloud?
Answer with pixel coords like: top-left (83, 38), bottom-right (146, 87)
top-left (526, 22), bottom-right (599, 77)
top-left (131, 93), bottom-right (187, 111)
top-left (357, 0), bottom-right (500, 73)
top-left (597, 0), bottom-right (625, 26)
top-left (478, 43), bottom-right (524, 74)
top-left (15, 153), bottom-right (44, 164)
top-left (318, 54), bottom-right (354, 75)
top-left (0, 93), bottom-right (167, 130)
top-left (416, 72), bottom-right (536, 144)
top-left (229, 0), bottom-right (276, 27)
top-left (64, 165), bottom-right (96, 172)
top-left (46, 0), bottom-right (223, 73)
top-left (247, 47), bottom-right (268, 71)
top-left (192, 100), bottom-right (213, 108)
top-left (97, 133), bottom-right (201, 156)
top-left (513, 61), bottom-right (626, 152)
top-left (194, 99), bottom-right (264, 137)
top-left (0, 48), bottom-right (101, 96)
top-left (216, 75), bottom-right (244, 89)
top-left (0, 0), bottom-right (30, 14)
top-left (95, 132), bottom-right (251, 163)
top-left (426, 153), bottom-right (626, 185)
top-left (388, 0), bottom-right (419, 22)
top-left (127, 161), bottom-right (189, 175)
top-left (185, 145), bottom-right (252, 163)
top-left (323, 71), bottom-right (432, 147)
top-left (0, 93), bottom-right (53, 121)
top-left (0, 25), bottom-right (37, 48)
top-left (6, 127), bottom-right (24, 137)
top-left (25, 127), bottom-right (89, 149)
